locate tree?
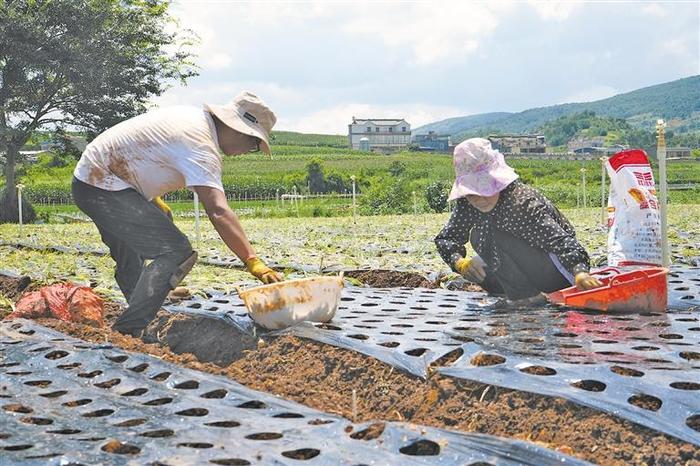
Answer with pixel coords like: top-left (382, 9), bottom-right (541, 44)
top-left (306, 158), bottom-right (326, 193)
top-left (0, 0), bottom-right (198, 222)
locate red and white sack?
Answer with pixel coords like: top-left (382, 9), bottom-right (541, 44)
top-left (605, 149), bottom-right (662, 267)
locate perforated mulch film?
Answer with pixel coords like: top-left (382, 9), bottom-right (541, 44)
top-left (163, 266), bottom-right (700, 447)
top-left (0, 320), bottom-right (590, 466)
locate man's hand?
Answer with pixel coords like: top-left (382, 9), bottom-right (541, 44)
top-left (152, 196), bottom-right (173, 221)
top-left (575, 272), bottom-right (603, 290)
top-left (455, 255), bottom-right (487, 283)
top-left (245, 257), bottom-right (283, 284)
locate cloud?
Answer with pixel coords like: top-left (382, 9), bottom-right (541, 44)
top-left (561, 85), bottom-right (618, 103)
top-left (341, 2), bottom-right (511, 65)
top-left (528, 0), bottom-right (582, 21)
top-left (652, 34), bottom-right (699, 76)
top-left (640, 2), bottom-right (668, 18)
top-left (276, 103), bottom-right (467, 135)
top-left (152, 80), bottom-right (306, 110)
top-left (234, 1), bottom-right (332, 26)
top-left (169, 4), bottom-right (237, 70)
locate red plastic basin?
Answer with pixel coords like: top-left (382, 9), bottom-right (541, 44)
top-left (548, 267), bottom-right (668, 313)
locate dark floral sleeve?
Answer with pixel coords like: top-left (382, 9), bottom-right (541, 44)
top-left (518, 195), bottom-right (590, 276)
top-left (434, 200), bottom-right (476, 271)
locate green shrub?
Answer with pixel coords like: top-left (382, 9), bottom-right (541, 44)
top-left (359, 177), bottom-right (412, 215)
top-left (425, 181), bottom-right (450, 213)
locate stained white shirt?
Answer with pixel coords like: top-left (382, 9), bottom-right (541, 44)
top-left (74, 106), bottom-right (223, 200)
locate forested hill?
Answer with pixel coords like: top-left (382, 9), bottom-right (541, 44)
top-left (416, 75), bottom-right (700, 140)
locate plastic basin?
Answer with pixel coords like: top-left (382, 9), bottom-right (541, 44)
top-left (548, 267), bottom-right (668, 313)
top-left (238, 276), bottom-right (344, 330)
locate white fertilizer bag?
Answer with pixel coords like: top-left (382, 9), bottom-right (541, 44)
top-left (605, 149), bottom-right (662, 266)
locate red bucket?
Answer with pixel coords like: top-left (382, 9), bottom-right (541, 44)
top-left (547, 267), bottom-right (668, 313)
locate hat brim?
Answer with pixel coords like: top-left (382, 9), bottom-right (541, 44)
top-left (205, 103), bottom-right (272, 155)
top-left (447, 171), bottom-right (519, 202)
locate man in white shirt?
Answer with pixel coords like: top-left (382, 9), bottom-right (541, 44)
top-left (72, 91), bottom-right (281, 337)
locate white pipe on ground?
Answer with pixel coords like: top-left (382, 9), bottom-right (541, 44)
top-left (351, 175), bottom-right (357, 223)
top-left (656, 120), bottom-right (670, 268)
top-left (193, 192), bottom-right (200, 244)
top-left (17, 184), bottom-right (24, 234)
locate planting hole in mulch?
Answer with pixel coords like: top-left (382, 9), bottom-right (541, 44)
top-left (610, 366), bottom-right (644, 377)
top-left (3, 403), bottom-right (33, 414)
top-left (209, 459), bottom-right (251, 465)
top-left (519, 365), bottom-right (557, 376)
top-left (101, 440), bottom-right (141, 455)
top-left (628, 394), bottom-right (663, 412)
top-left (571, 380), bottom-right (606, 392)
top-left (281, 448), bottom-right (321, 460)
top-left (470, 353), bottom-right (506, 366)
top-left (399, 439), bottom-right (441, 456)
top-left (687, 414), bottom-right (700, 433)
top-left (349, 422), bottom-right (386, 440)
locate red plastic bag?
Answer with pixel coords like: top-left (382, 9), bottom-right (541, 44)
top-left (8, 283), bottom-right (104, 327)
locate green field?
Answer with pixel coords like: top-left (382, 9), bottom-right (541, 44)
top-left (12, 141), bottom-right (700, 221)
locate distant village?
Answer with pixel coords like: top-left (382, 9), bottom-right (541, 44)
top-left (348, 117), bottom-right (694, 159)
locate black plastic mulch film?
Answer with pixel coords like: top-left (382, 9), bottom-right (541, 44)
top-left (164, 265), bottom-right (700, 447)
top-left (0, 321), bottom-right (589, 466)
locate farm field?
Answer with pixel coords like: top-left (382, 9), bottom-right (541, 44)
top-left (2, 207), bottom-right (700, 464)
top-left (2, 206), bottom-right (700, 292)
top-left (15, 147), bottom-right (700, 212)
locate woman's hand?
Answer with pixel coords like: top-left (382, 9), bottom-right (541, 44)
top-left (455, 256), bottom-right (487, 283)
top-left (574, 272), bottom-right (603, 290)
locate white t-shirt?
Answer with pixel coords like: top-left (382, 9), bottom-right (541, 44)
top-left (74, 106), bottom-right (224, 200)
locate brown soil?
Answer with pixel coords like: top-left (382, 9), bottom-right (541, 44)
top-left (0, 274), bottom-right (32, 301)
top-left (471, 352), bottom-right (506, 366)
top-left (345, 269), bottom-right (483, 292)
top-left (2, 273), bottom-right (699, 465)
top-left (345, 269), bottom-right (436, 288)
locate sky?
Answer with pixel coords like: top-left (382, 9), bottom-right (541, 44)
top-left (155, 0), bottom-right (700, 134)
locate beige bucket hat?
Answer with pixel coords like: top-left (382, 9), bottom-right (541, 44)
top-left (205, 91), bottom-right (276, 155)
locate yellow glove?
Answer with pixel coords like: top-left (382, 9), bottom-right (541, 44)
top-left (574, 272), bottom-right (603, 290)
top-left (152, 196), bottom-right (173, 221)
top-left (245, 257), bottom-right (283, 284)
top-left (455, 256), bottom-right (487, 283)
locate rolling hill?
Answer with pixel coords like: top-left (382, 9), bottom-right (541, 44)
top-left (415, 75), bottom-right (700, 140)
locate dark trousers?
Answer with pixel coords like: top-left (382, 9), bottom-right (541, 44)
top-left (474, 230), bottom-right (572, 300)
top-left (72, 178), bottom-right (194, 334)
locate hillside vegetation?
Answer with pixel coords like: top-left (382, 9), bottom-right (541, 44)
top-left (416, 75), bottom-right (700, 141)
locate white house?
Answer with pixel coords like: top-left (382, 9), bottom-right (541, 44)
top-left (348, 117), bottom-right (411, 152)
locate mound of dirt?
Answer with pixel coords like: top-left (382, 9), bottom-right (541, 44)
top-left (345, 269), bottom-right (483, 292)
top-left (345, 269), bottom-right (436, 288)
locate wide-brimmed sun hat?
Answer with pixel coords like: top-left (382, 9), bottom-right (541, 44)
top-left (205, 91), bottom-right (276, 155)
top-left (448, 137), bottom-right (519, 201)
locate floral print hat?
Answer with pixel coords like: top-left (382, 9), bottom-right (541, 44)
top-left (448, 137), bottom-right (519, 201)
